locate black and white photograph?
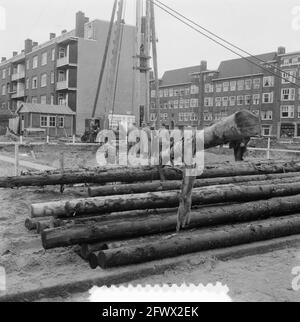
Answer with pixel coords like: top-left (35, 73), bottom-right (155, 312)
top-left (0, 0), bottom-right (300, 304)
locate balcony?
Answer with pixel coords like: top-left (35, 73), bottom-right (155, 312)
top-left (11, 89), bottom-right (25, 99)
top-left (56, 80), bottom-right (68, 91)
top-left (11, 71), bottom-right (25, 81)
top-left (57, 56), bottom-right (77, 68)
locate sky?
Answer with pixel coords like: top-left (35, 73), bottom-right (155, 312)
top-left (1, 0), bottom-right (300, 76)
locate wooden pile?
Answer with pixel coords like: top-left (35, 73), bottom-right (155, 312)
top-left (24, 160), bottom-right (300, 269)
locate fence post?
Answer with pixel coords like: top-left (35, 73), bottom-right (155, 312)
top-left (20, 136), bottom-right (23, 145)
top-left (267, 137), bottom-right (271, 160)
top-left (14, 144), bottom-right (19, 176)
top-left (72, 135), bottom-right (76, 145)
top-left (46, 135), bottom-right (49, 144)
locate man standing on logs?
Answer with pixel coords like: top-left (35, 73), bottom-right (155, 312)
top-left (176, 110), bottom-right (260, 231)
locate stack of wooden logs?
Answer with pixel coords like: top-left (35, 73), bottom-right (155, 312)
top-left (21, 160), bottom-right (300, 269)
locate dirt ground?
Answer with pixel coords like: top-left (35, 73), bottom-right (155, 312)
top-left (51, 247), bottom-right (300, 302)
top-left (0, 148), bottom-right (300, 302)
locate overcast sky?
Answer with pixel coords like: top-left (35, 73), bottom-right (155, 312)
top-left (1, 0), bottom-right (300, 75)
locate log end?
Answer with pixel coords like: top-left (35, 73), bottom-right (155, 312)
top-left (97, 251), bottom-right (107, 269)
top-left (88, 253), bottom-right (99, 270)
top-left (25, 218), bottom-right (36, 231)
top-left (235, 110), bottom-right (260, 137)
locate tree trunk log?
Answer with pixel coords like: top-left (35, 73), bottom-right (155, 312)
top-left (33, 181), bottom-right (300, 218)
top-left (97, 214), bottom-right (300, 268)
top-left (41, 193), bottom-right (300, 249)
top-left (2, 160), bottom-right (300, 188)
top-left (88, 172), bottom-right (300, 197)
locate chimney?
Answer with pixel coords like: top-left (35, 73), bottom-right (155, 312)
top-left (61, 29), bottom-right (67, 34)
top-left (278, 46), bottom-right (286, 55)
top-left (50, 33), bottom-right (56, 40)
top-left (13, 51), bottom-right (18, 57)
top-left (75, 11), bottom-right (85, 38)
top-left (200, 60), bottom-right (208, 72)
top-left (1, 57), bottom-right (6, 62)
top-left (33, 42), bottom-right (38, 47)
top-left (24, 39), bottom-right (33, 54)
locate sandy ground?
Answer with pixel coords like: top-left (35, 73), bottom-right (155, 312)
top-left (0, 149), bottom-right (300, 302)
top-left (46, 247), bottom-right (300, 302)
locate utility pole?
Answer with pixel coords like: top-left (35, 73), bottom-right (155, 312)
top-left (144, 0), bottom-right (152, 124)
top-left (132, 0), bottom-right (142, 125)
top-left (149, 0), bottom-right (161, 129)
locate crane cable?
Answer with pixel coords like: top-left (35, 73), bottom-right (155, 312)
top-left (151, 0), bottom-right (300, 88)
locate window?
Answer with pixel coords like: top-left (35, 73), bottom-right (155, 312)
top-left (164, 89), bottom-right (169, 97)
top-left (237, 80), bottom-right (244, 91)
top-left (26, 78), bottom-right (29, 89)
top-left (190, 85), bottom-right (199, 94)
top-left (51, 48), bottom-right (56, 61)
top-left (169, 88), bottom-right (174, 97)
top-left (49, 116), bottom-right (56, 127)
top-left (2, 69), bottom-right (6, 79)
top-left (263, 76), bottom-right (274, 87)
top-left (41, 52), bottom-right (47, 66)
top-left (40, 95), bottom-right (47, 104)
top-left (230, 81), bottom-right (236, 91)
top-left (253, 94), bottom-right (260, 105)
top-left (222, 97), bottom-right (228, 107)
top-left (58, 70), bottom-right (66, 82)
top-left (174, 100), bottom-right (179, 109)
top-left (58, 47), bottom-right (66, 59)
top-left (1, 102), bottom-right (6, 109)
top-left (245, 79), bottom-right (252, 90)
top-left (262, 126), bottom-right (271, 137)
top-left (245, 95), bottom-right (251, 105)
top-left (261, 111), bottom-right (273, 120)
top-left (283, 58), bottom-right (290, 66)
top-left (281, 88), bottom-right (295, 101)
top-left (253, 78), bottom-right (261, 89)
top-left (281, 105), bottom-right (295, 118)
top-left (26, 60), bottom-right (30, 70)
top-left (216, 84), bottom-right (222, 93)
top-left (204, 97), bottom-right (213, 107)
top-left (203, 113), bottom-right (213, 121)
top-left (190, 99), bottom-right (199, 108)
top-left (282, 70), bottom-right (297, 84)
top-left (58, 116), bottom-right (65, 128)
top-left (40, 116), bottom-right (48, 127)
top-left (179, 99), bottom-right (184, 109)
top-left (184, 99), bottom-right (190, 109)
top-left (178, 113), bottom-right (184, 122)
top-left (179, 88), bottom-right (185, 97)
top-left (58, 93), bottom-right (66, 106)
top-left (298, 106), bottom-right (300, 118)
top-left (237, 96), bottom-right (244, 105)
top-left (205, 84), bottom-right (213, 93)
top-left (150, 90), bottom-right (156, 98)
top-left (223, 82), bottom-right (229, 92)
top-left (263, 92), bottom-right (274, 104)
top-left (159, 90), bottom-right (163, 98)
top-left (50, 72), bottom-right (55, 84)
top-left (229, 96), bottom-right (236, 106)
top-left (32, 76), bottom-right (38, 89)
top-left (32, 96), bottom-right (38, 104)
top-left (150, 113), bottom-right (156, 121)
top-left (215, 97), bottom-right (222, 107)
top-left (1, 85), bottom-right (6, 96)
top-left (32, 56), bottom-right (38, 69)
top-left (185, 87), bottom-right (190, 96)
top-left (41, 73), bottom-right (47, 87)
top-left (50, 94), bottom-right (55, 105)
top-left (174, 89), bottom-right (180, 97)
top-left (292, 57), bottom-right (299, 65)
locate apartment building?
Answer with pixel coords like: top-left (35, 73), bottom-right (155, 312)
top-left (0, 11), bottom-right (145, 135)
top-left (149, 62), bottom-right (207, 129)
top-left (150, 47), bottom-right (300, 139)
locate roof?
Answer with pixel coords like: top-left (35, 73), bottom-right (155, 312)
top-left (160, 65), bottom-right (201, 87)
top-left (17, 103), bottom-right (76, 115)
top-left (217, 52), bottom-right (277, 79)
